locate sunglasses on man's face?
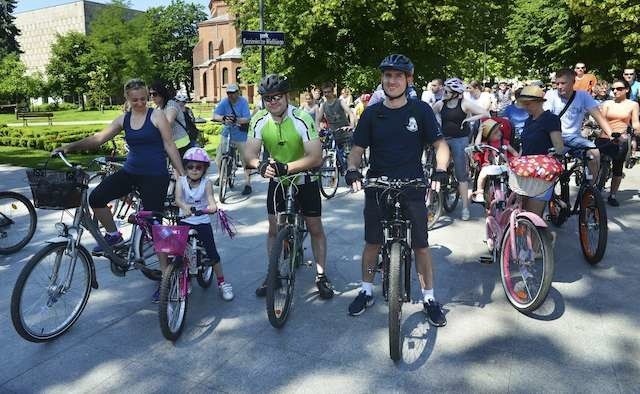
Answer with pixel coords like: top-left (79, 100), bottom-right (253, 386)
top-left (187, 164), bottom-right (205, 171)
top-left (623, 73), bottom-right (635, 76)
top-left (612, 86), bottom-right (627, 91)
top-left (263, 94), bottom-right (284, 103)
top-left (575, 66), bottom-right (585, 70)
top-left (149, 92), bottom-right (158, 97)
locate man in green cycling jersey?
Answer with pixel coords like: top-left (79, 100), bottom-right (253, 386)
top-left (245, 74), bottom-right (334, 299)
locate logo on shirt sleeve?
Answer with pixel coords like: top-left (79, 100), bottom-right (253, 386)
top-left (406, 116), bottom-right (418, 132)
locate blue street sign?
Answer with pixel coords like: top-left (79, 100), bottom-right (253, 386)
top-left (241, 31), bottom-right (286, 47)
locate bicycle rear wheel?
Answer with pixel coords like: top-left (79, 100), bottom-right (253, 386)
top-left (388, 242), bottom-right (404, 361)
top-left (196, 249), bottom-right (214, 288)
top-left (133, 226), bottom-right (162, 281)
top-left (578, 187), bottom-right (607, 264)
top-left (547, 181), bottom-right (569, 227)
top-left (11, 242), bottom-right (93, 342)
top-left (499, 218), bottom-right (554, 313)
top-left (0, 191), bottom-right (37, 255)
top-left (319, 154), bottom-right (339, 199)
top-left (426, 188), bottom-right (442, 230)
top-left (218, 156), bottom-right (229, 203)
top-left (158, 260), bottom-right (188, 341)
top-left (266, 226), bottom-right (297, 328)
top-left (442, 166), bottom-right (459, 213)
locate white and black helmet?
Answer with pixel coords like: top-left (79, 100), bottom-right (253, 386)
top-left (258, 74), bottom-right (290, 95)
top-left (444, 77), bottom-right (466, 94)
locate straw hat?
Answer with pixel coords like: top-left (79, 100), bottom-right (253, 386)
top-left (480, 119), bottom-right (500, 139)
top-left (517, 85), bottom-right (546, 101)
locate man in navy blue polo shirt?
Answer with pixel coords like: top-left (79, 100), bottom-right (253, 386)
top-left (345, 54), bottom-right (451, 327)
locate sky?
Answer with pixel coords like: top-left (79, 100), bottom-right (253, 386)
top-left (15, 0), bottom-right (211, 13)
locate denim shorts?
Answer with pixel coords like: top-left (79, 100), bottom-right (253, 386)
top-left (447, 137), bottom-right (470, 182)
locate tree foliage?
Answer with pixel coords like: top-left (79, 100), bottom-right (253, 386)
top-left (46, 32), bottom-right (94, 108)
top-left (0, 0), bottom-right (21, 58)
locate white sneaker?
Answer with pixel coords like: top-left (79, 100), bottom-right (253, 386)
top-left (218, 282), bottom-right (234, 301)
top-left (461, 208), bottom-right (470, 221)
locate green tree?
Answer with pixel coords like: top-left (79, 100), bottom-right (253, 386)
top-left (46, 32), bottom-right (94, 109)
top-left (0, 0), bottom-right (21, 58)
top-left (0, 54), bottom-right (40, 102)
top-left (145, 0), bottom-right (207, 92)
top-left (87, 65), bottom-right (110, 112)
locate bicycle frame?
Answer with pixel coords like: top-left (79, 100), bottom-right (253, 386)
top-left (274, 176), bottom-right (308, 257)
top-left (555, 149), bottom-right (595, 216)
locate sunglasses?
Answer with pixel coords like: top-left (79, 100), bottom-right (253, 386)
top-left (623, 73), bottom-right (635, 76)
top-left (149, 92), bottom-right (158, 97)
top-left (575, 66), bottom-right (586, 69)
top-left (611, 86), bottom-right (627, 91)
top-left (186, 164), bottom-right (205, 171)
top-left (125, 79), bottom-right (146, 90)
top-left (263, 94), bottom-right (284, 103)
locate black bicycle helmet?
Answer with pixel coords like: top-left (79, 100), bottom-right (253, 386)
top-left (258, 74), bottom-right (290, 95)
top-left (378, 54), bottom-right (414, 74)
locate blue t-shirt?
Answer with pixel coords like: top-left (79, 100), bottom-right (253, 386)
top-left (367, 85), bottom-right (418, 107)
top-left (353, 100), bottom-right (443, 179)
top-left (543, 89), bottom-right (598, 138)
top-left (521, 110), bottom-right (561, 156)
top-left (630, 80), bottom-right (640, 102)
top-left (213, 96), bottom-right (251, 142)
top-left (503, 104), bottom-right (529, 132)
top-left (123, 109), bottom-right (168, 176)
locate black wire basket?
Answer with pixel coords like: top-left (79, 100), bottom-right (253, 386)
top-left (26, 167), bottom-right (89, 210)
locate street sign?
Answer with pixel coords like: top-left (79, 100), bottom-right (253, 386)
top-left (241, 31), bottom-right (285, 47)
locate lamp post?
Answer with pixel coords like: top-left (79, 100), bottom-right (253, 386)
top-left (259, 0), bottom-right (265, 77)
top-left (483, 41), bottom-right (487, 85)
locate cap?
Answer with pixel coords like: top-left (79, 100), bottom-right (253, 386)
top-left (226, 83), bottom-right (239, 93)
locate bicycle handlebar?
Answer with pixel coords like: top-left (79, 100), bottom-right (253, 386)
top-left (363, 177), bottom-right (427, 189)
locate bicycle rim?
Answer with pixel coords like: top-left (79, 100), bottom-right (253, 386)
top-left (0, 191), bottom-right (37, 255)
top-left (579, 188), bottom-right (608, 264)
top-left (159, 262), bottom-right (188, 340)
top-left (319, 155), bottom-right (339, 199)
top-left (218, 157), bottom-right (228, 203)
top-left (11, 243), bottom-right (92, 342)
top-left (266, 227), bottom-right (296, 328)
top-left (388, 242), bottom-right (404, 361)
top-left (500, 218), bottom-right (554, 313)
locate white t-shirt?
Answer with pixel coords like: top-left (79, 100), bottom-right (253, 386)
top-left (178, 176), bottom-right (210, 225)
top-left (543, 89), bottom-right (598, 137)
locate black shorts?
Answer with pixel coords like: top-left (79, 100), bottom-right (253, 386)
top-left (89, 169), bottom-right (169, 212)
top-left (363, 188), bottom-right (428, 248)
top-left (267, 179), bottom-right (322, 217)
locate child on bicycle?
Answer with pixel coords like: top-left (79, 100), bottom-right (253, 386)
top-left (174, 147), bottom-right (234, 301)
top-left (470, 118), bottom-right (519, 203)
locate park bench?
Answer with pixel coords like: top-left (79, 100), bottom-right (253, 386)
top-left (16, 111), bottom-right (54, 126)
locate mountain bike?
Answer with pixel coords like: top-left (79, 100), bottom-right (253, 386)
top-left (422, 146), bottom-right (443, 230)
top-left (217, 133), bottom-right (239, 203)
top-left (266, 173), bottom-right (311, 328)
top-left (11, 153), bottom-right (170, 342)
top-left (0, 191), bottom-right (37, 255)
top-left (365, 177), bottom-right (427, 361)
top-left (441, 159), bottom-right (460, 213)
top-left (547, 146), bottom-right (607, 264)
top-left (470, 144), bottom-right (554, 313)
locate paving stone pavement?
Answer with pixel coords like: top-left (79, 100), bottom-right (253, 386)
top-left (0, 162), bottom-right (639, 393)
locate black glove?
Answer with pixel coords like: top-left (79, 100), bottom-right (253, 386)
top-left (432, 170), bottom-right (448, 186)
top-left (345, 169), bottom-right (363, 186)
top-left (258, 160), bottom-right (270, 177)
top-left (270, 160), bottom-right (288, 176)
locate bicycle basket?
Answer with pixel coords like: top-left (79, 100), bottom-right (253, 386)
top-left (26, 167), bottom-right (89, 210)
top-left (508, 170), bottom-right (555, 197)
top-left (333, 127), bottom-right (353, 146)
top-left (152, 225), bottom-right (190, 255)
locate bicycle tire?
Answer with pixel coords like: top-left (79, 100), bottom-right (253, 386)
top-left (426, 188), bottom-right (442, 230)
top-left (578, 187), bottom-right (607, 264)
top-left (0, 191), bottom-right (37, 255)
top-left (158, 260), bottom-right (188, 341)
top-left (196, 249), bottom-right (214, 288)
top-left (133, 227), bottom-right (162, 281)
top-left (595, 160), bottom-right (610, 191)
top-left (547, 181), bottom-right (569, 227)
top-left (11, 242), bottom-right (93, 342)
top-left (442, 166), bottom-right (459, 213)
top-left (218, 156), bottom-right (229, 203)
top-left (499, 218), bottom-right (554, 313)
top-left (388, 242), bottom-right (404, 361)
top-left (319, 154), bottom-right (339, 199)
top-left (266, 226), bottom-right (296, 328)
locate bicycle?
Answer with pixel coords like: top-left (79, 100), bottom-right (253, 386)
top-left (217, 132), bottom-right (240, 203)
top-left (595, 132), bottom-right (628, 191)
top-left (11, 153), bottom-right (169, 342)
top-left (441, 159), bottom-right (460, 213)
top-left (547, 146), bottom-right (608, 264)
top-left (422, 146), bottom-right (443, 230)
top-left (150, 208), bottom-right (216, 341)
top-left (0, 191), bottom-right (37, 255)
top-left (364, 177), bottom-right (428, 361)
top-left (318, 127), bottom-right (351, 199)
top-left (469, 144), bottom-right (554, 313)
top-left (265, 173), bottom-right (311, 328)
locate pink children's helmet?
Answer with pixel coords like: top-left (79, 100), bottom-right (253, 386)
top-left (183, 147), bottom-right (211, 166)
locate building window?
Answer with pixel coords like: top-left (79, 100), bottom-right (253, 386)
top-left (222, 68), bottom-right (228, 85)
top-left (236, 67), bottom-right (242, 84)
top-left (208, 42), bottom-right (214, 60)
top-left (202, 72), bottom-right (208, 97)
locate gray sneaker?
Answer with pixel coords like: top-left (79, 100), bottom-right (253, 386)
top-left (218, 282), bottom-right (234, 301)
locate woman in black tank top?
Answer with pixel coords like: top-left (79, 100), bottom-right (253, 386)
top-left (432, 80), bottom-right (490, 220)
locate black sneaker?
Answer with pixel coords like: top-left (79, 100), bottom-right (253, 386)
top-left (255, 276), bottom-right (281, 297)
top-left (213, 178), bottom-right (220, 186)
top-left (241, 185), bottom-right (252, 195)
top-left (423, 300), bottom-right (447, 327)
top-left (607, 196), bottom-right (619, 207)
top-left (315, 275), bottom-right (334, 299)
top-left (348, 291), bottom-right (374, 316)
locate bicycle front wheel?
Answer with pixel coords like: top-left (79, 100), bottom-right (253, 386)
top-left (266, 226), bottom-right (297, 328)
top-left (158, 260), bottom-right (188, 341)
top-left (11, 242), bottom-right (93, 342)
top-left (319, 154), bottom-right (339, 199)
top-left (388, 242), bottom-right (404, 361)
top-left (579, 187), bottom-right (607, 264)
top-left (499, 218), bottom-right (554, 313)
top-left (218, 156), bottom-right (229, 203)
top-left (0, 191), bottom-right (37, 255)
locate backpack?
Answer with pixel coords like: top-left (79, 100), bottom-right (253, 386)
top-left (176, 111), bottom-right (202, 144)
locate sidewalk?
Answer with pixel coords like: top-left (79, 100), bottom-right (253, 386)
top-left (0, 163), bottom-right (638, 393)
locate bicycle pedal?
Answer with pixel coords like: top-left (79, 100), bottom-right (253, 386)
top-left (479, 256), bottom-right (494, 264)
top-left (109, 261), bottom-right (127, 277)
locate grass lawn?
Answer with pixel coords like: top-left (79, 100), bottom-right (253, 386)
top-left (0, 109), bottom-right (122, 124)
top-left (0, 135), bottom-right (221, 169)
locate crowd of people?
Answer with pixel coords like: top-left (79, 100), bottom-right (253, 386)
top-left (51, 56), bottom-right (639, 329)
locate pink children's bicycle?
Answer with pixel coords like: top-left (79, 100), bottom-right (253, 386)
top-left (467, 144), bottom-right (555, 313)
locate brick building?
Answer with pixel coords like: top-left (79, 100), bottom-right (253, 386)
top-left (192, 0), bottom-right (255, 104)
